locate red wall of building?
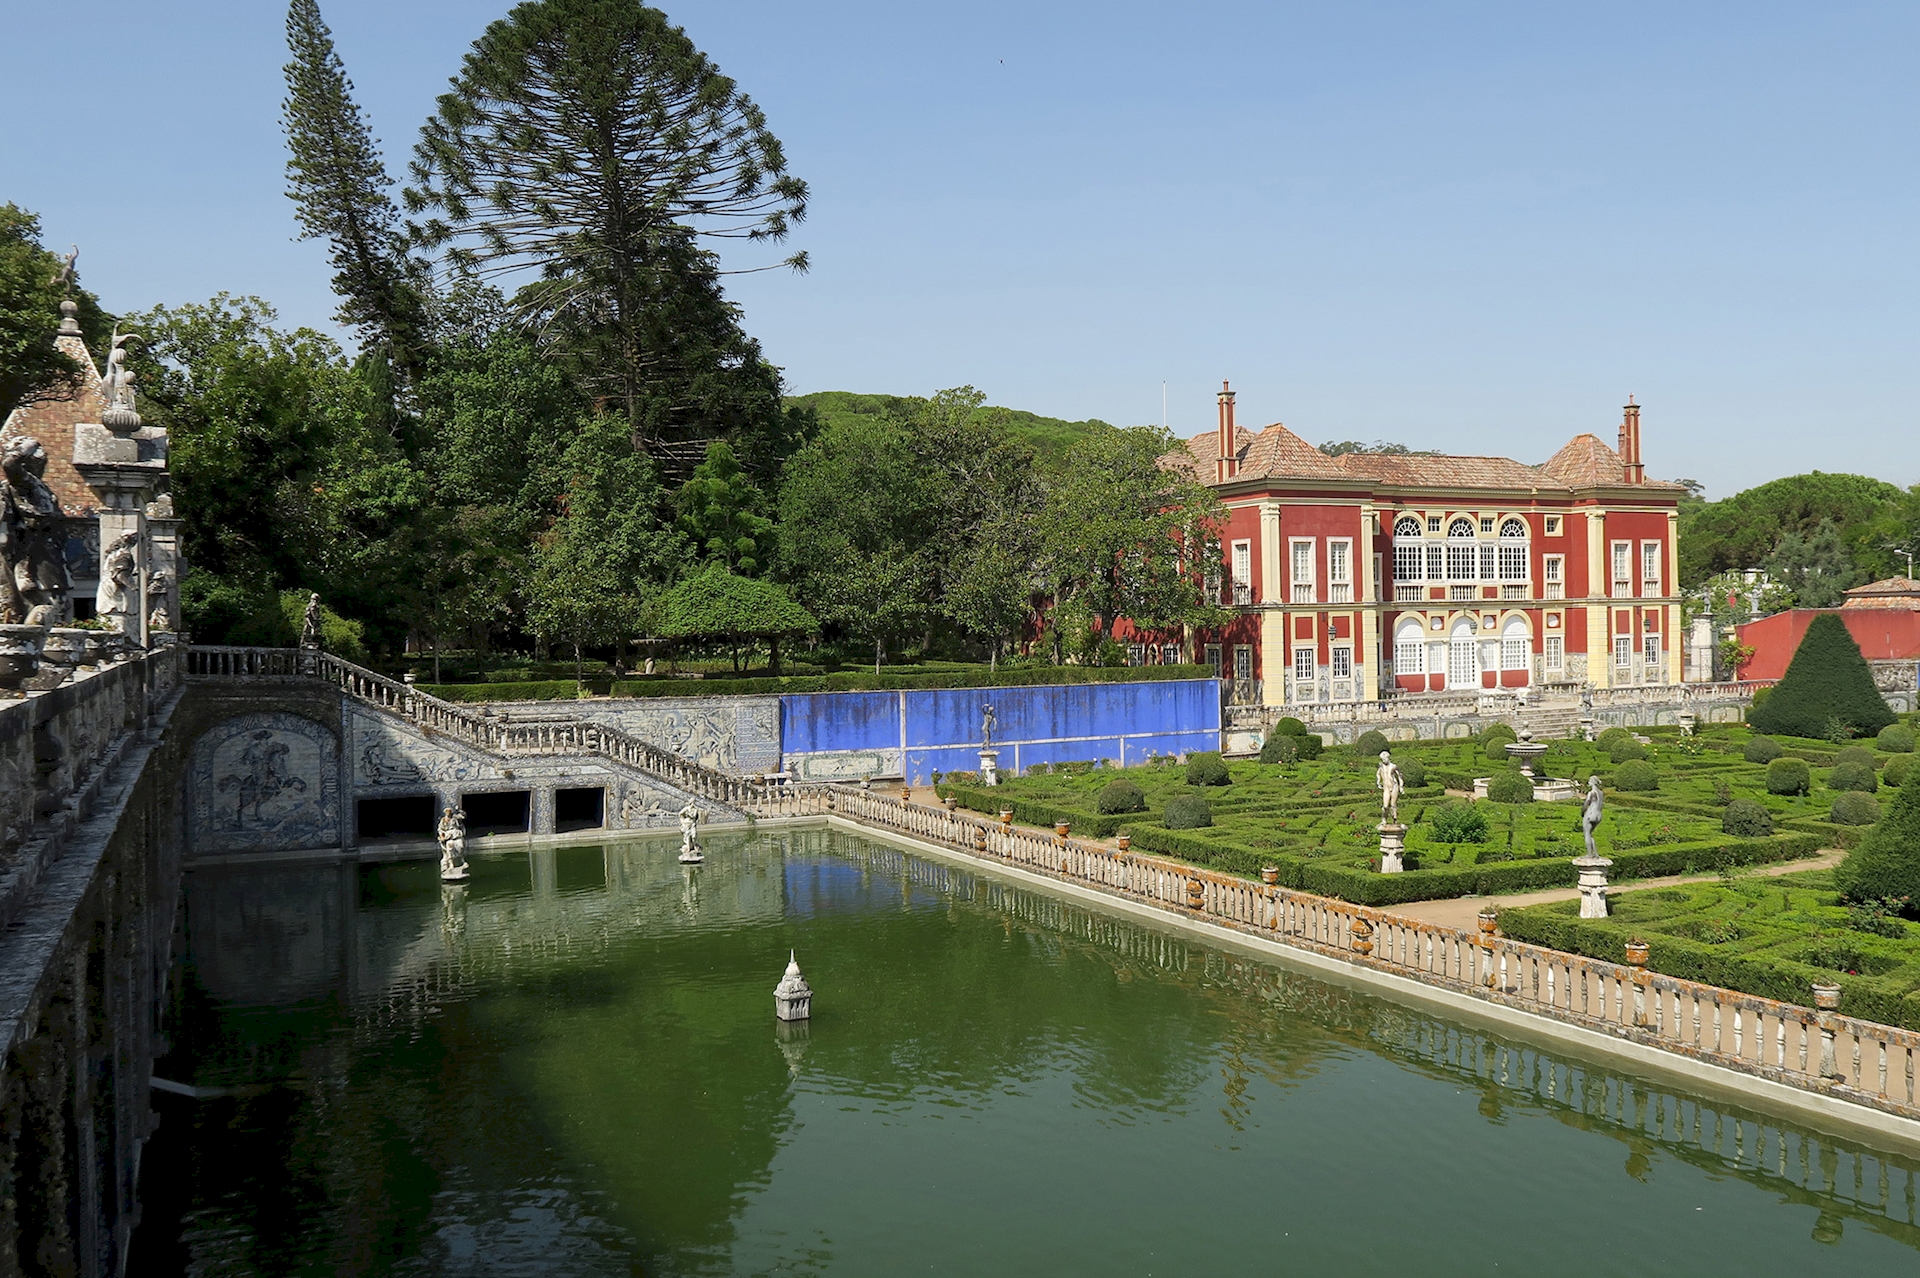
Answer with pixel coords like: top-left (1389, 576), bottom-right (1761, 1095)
top-left (1737, 609), bottom-right (1920, 680)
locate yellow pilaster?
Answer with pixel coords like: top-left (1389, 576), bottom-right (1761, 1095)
top-left (1262, 610), bottom-right (1288, 706)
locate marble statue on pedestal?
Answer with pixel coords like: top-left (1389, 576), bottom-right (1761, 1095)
top-left (1376, 751), bottom-right (1404, 823)
top-left (300, 592), bottom-right (323, 648)
top-left (437, 806), bottom-right (470, 882)
top-left (1575, 776), bottom-right (1613, 918)
top-left (1, 436), bottom-right (71, 624)
top-left (677, 800), bottom-right (704, 863)
top-left (1581, 775), bottom-right (1604, 859)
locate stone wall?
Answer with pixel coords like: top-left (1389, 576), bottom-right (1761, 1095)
top-left (0, 648), bottom-right (185, 1276)
top-left (506, 694), bottom-right (782, 774)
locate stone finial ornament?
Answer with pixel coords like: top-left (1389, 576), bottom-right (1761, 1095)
top-left (774, 951), bottom-right (812, 1021)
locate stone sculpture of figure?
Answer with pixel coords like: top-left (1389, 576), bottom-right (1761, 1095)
top-left (643, 655), bottom-right (655, 675)
top-left (50, 245), bottom-right (77, 292)
top-left (101, 330), bottom-right (139, 411)
top-left (981, 702), bottom-right (996, 748)
top-left (300, 592), bottom-right (323, 648)
top-left (96, 530), bottom-right (140, 634)
top-left (678, 800), bottom-right (701, 854)
top-left (1376, 751), bottom-right (1404, 824)
top-left (1581, 775), bottom-right (1604, 858)
top-left (437, 806), bottom-right (469, 878)
top-left (1, 436), bottom-right (70, 624)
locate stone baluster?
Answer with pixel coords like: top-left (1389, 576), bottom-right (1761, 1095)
top-left (1625, 940), bottom-right (1650, 1026)
top-left (1814, 983), bottom-right (1843, 1081)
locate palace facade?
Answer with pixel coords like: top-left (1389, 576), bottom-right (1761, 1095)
top-left (1124, 385), bottom-right (1686, 707)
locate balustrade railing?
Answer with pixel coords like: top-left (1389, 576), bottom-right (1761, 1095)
top-left (823, 785), bottom-right (1920, 1124)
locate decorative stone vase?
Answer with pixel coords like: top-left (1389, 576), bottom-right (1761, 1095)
top-left (1116, 834), bottom-right (1131, 852)
top-left (1812, 982), bottom-right (1842, 1013)
top-left (0, 624), bottom-right (48, 691)
top-left (999, 809), bottom-right (1014, 830)
top-left (943, 796), bottom-right (958, 813)
top-left (1186, 878), bottom-right (1205, 909)
top-left (1477, 909), bottom-right (1499, 940)
top-left (1624, 939), bottom-right (1650, 967)
top-left (41, 627), bottom-right (90, 669)
top-left (900, 785), bottom-right (912, 804)
top-left (1261, 866), bottom-right (1281, 886)
top-left (1351, 915), bottom-right (1375, 957)
top-left (973, 827), bottom-right (988, 851)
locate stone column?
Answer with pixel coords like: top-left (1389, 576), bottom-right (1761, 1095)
top-left (1377, 821), bottom-right (1407, 873)
top-left (1574, 854), bottom-right (1613, 918)
top-left (72, 416), bottom-right (167, 647)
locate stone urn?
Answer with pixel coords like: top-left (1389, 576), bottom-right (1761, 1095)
top-left (1812, 982), bottom-right (1842, 1013)
top-left (1477, 909), bottom-right (1499, 942)
top-left (943, 796), bottom-right (958, 813)
top-left (1116, 833), bottom-right (1131, 852)
top-left (40, 627), bottom-right (91, 670)
top-left (1186, 878), bottom-right (1205, 909)
top-left (1350, 915), bottom-right (1375, 957)
top-left (1054, 819), bottom-right (1071, 842)
top-left (1624, 939), bottom-right (1650, 968)
top-left (900, 785), bottom-right (912, 804)
top-left (1261, 866), bottom-right (1281, 886)
top-left (0, 624), bottom-right (48, 691)
top-left (999, 809), bottom-right (1014, 830)
top-left (973, 826), bottom-right (988, 851)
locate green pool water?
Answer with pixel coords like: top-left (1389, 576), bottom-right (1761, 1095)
top-left (132, 828), bottom-right (1920, 1276)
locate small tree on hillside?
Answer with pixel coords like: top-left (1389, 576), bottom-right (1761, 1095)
top-left (1748, 612), bottom-right (1894, 739)
top-left (1834, 769), bottom-right (1920, 915)
top-left (656, 563), bottom-right (816, 673)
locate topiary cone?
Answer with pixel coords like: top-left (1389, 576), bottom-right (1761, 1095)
top-left (1750, 613), bottom-right (1895, 740)
top-left (1834, 763), bottom-right (1920, 912)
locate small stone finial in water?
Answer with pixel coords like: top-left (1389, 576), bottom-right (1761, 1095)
top-left (774, 950), bottom-right (812, 1022)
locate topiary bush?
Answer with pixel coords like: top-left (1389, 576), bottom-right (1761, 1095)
top-left (1831, 792), bottom-right (1882, 826)
top-left (1164, 795), bottom-right (1214, 829)
top-left (1481, 723), bottom-right (1518, 761)
top-left (1613, 759), bottom-right (1660, 791)
top-left (1606, 739), bottom-right (1649, 764)
top-left (1398, 756), bottom-right (1428, 788)
top-left (1888, 756), bottom-right (1913, 788)
top-left (1596, 726), bottom-right (1636, 749)
top-left (1259, 730), bottom-right (1322, 764)
top-left (1829, 762), bottom-right (1879, 793)
top-left (1834, 746), bottom-right (1877, 770)
top-left (1096, 779), bottom-right (1147, 814)
top-left (1722, 798), bottom-right (1774, 837)
top-left (1275, 717), bottom-right (1309, 737)
top-left (1486, 770), bottom-right (1535, 804)
top-left (1353, 729), bottom-right (1390, 757)
top-left (1749, 612), bottom-right (1896, 740)
top-left (1767, 757), bottom-right (1812, 796)
top-left (1186, 751), bottom-right (1232, 786)
top-left (1743, 737), bottom-right (1783, 764)
top-left (1834, 775), bottom-right (1920, 911)
top-left (1428, 802), bottom-right (1490, 844)
top-left (1880, 724), bottom-right (1917, 754)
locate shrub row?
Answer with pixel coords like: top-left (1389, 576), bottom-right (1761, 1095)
top-left (425, 664), bottom-right (1217, 702)
top-left (1497, 903), bottom-right (1920, 1030)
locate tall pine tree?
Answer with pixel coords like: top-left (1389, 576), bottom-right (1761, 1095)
top-left (282, 0), bottom-right (427, 392)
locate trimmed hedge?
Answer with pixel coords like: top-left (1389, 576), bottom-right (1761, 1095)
top-left (1353, 730), bottom-right (1390, 757)
top-left (1165, 796), bottom-right (1214, 829)
top-left (1260, 732), bottom-right (1322, 764)
top-left (1498, 900), bottom-right (1920, 1029)
top-left (1613, 760), bottom-right (1659, 791)
top-left (1767, 757), bottom-right (1811, 795)
top-left (1096, 779), bottom-right (1147, 814)
top-left (1829, 762), bottom-right (1878, 793)
top-left (1888, 756), bottom-right (1913, 788)
top-left (939, 785), bottom-right (1131, 839)
top-left (1880, 724), bottom-right (1917, 753)
top-left (1722, 798), bottom-right (1773, 837)
top-left (1186, 752), bottom-right (1232, 786)
top-left (1831, 791), bottom-right (1882, 826)
top-left (1486, 770), bottom-right (1535, 804)
top-left (429, 663), bottom-right (1217, 702)
top-left (1744, 737), bottom-right (1783, 763)
top-left (1749, 612), bottom-right (1896, 740)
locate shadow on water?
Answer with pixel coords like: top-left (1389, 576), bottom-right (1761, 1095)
top-left (130, 829), bottom-right (1920, 1275)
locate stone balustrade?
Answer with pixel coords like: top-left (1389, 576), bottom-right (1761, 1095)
top-left (822, 785), bottom-right (1920, 1126)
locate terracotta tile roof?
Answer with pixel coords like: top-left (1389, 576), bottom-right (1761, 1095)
top-left (0, 333), bottom-right (107, 515)
top-left (1842, 576), bottom-right (1920, 610)
top-left (1168, 423), bottom-right (1687, 495)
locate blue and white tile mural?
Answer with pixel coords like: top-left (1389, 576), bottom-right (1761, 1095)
top-left (187, 712), bottom-right (341, 854)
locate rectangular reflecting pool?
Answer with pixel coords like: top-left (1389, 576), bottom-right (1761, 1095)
top-left (132, 829), bottom-right (1920, 1276)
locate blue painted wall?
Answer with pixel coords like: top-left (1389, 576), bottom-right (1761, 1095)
top-left (779, 679), bottom-right (1220, 784)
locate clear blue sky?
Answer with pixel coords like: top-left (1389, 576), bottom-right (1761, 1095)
top-left (4, 1), bottom-right (1916, 496)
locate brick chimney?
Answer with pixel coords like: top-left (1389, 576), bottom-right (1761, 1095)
top-left (1618, 395), bottom-right (1644, 485)
top-left (1216, 380), bottom-right (1238, 482)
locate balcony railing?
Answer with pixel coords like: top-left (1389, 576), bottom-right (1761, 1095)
top-left (1500, 584), bottom-right (1527, 599)
top-left (1449, 585), bottom-right (1477, 601)
top-left (1291, 584), bottom-right (1315, 604)
top-left (1229, 581), bottom-right (1255, 605)
top-left (1328, 583), bottom-right (1352, 603)
top-left (1394, 584), bottom-right (1423, 602)
top-left (1544, 583), bottom-right (1563, 600)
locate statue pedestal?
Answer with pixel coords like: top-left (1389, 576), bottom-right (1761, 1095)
top-left (1574, 854), bottom-right (1613, 918)
top-left (439, 861), bottom-right (470, 883)
top-left (678, 842), bottom-right (704, 865)
top-left (1378, 822), bottom-right (1407, 874)
top-left (979, 749), bottom-right (999, 786)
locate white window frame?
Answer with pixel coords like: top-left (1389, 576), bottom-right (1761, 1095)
top-left (1614, 636), bottom-right (1633, 668)
top-left (1233, 644), bottom-right (1254, 682)
top-left (1229, 540), bottom-right (1253, 604)
top-left (1394, 623), bottom-right (1426, 675)
top-left (1500, 626), bottom-right (1529, 671)
top-left (1543, 555), bottom-right (1564, 600)
top-left (1644, 633), bottom-right (1661, 668)
top-left (1611, 541), bottom-right (1632, 598)
top-left (1293, 646), bottom-right (1316, 682)
top-left (1290, 538), bottom-right (1316, 604)
top-left (1331, 645), bottom-right (1352, 679)
top-left (1446, 519), bottom-right (1478, 581)
top-left (1641, 540), bottom-right (1662, 595)
top-left (1544, 635), bottom-right (1564, 671)
top-left (1127, 642), bottom-right (1145, 666)
top-left (1544, 515), bottom-right (1562, 536)
top-left (1205, 644), bottom-right (1223, 677)
top-left (1327, 538), bottom-right (1352, 603)
top-left (1162, 643), bottom-right (1182, 665)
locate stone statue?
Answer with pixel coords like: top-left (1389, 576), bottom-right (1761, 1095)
top-left (49, 245), bottom-right (77, 292)
top-left (981, 702), bottom-right (996, 747)
top-left (101, 330), bottom-right (139, 412)
top-left (1581, 775), bottom-right (1604, 858)
top-left (96, 530), bottom-right (140, 634)
top-left (436, 806), bottom-right (470, 880)
top-left (1376, 751), bottom-right (1404, 823)
top-left (2, 436), bottom-right (70, 624)
top-left (300, 592), bottom-right (323, 648)
top-left (679, 800), bottom-right (700, 852)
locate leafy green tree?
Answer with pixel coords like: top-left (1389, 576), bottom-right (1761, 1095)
top-left (1764, 518), bottom-right (1861, 608)
top-left (656, 563), bottom-right (816, 672)
top-left (1748, 612), bottom-right (1895, 740)
top-left (777, 415), bottom-right (938, 670)
top-left (676, 440), bottom-right (772, 574)
top-left (282, 0), bottom-right (428, 390)
top-left (0, 204), bottom-right (110, 423)
top-left (403, 0), bottom-right (807, 441)
top-left (1037, 424), bottom-right (1228, 654)
top-left (1834, 769), bottom-right (1920, 914)
top-left (1679, 472), bottom-right (1905, 588)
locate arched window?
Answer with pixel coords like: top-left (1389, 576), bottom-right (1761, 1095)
top-left (1446, 518), bottom-right (1477, 580)
top-left (1393, 619), bottom-right (1425, 674)
top-left (1501, 617), bottom-right (1531, 670)
top-left (1447, 618), bottom-right (1478, 686)
top-left (1497, 517), bottom-right (1529, 584)
top-left (1393, 516), bottom-right (1424, 585)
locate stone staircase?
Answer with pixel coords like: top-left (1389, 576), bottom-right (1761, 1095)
top-left (184, 646), bottom-right (829, 820)
top-left (1516, 706), bottom-right (1582, 740)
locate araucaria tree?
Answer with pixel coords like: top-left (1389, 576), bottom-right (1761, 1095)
top-left (403, 0), bottom-right (808, 450)
top-left (282, 0), bottom-right (428, 390)
top-left (1748, 612), bottom-right (1895, 740)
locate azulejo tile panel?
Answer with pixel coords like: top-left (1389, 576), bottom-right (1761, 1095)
top-left (188, 712), bottom-right (340, 854)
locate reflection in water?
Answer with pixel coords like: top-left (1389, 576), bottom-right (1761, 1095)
top-left (132, 829), bottom-right (1920, 1275)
